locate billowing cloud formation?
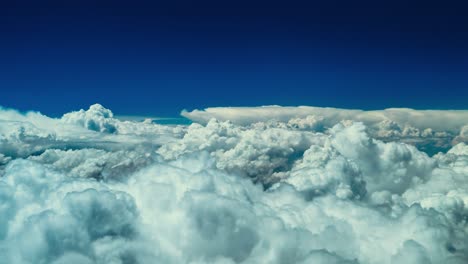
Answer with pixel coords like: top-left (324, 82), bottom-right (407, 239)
top-left (183, 106), bottom-right (468, 155)
top-left (1, 104), bottom-right (468, 263)
top-left (182, 106), bottom-right (468, 132)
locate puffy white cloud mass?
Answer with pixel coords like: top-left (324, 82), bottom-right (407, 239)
top-left (1, 104), bottom-right (468, 264)
top-left (183, 106), bottom-right (468, 155)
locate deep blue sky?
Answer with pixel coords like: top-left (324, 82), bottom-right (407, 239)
top-left (1, 0), bottom-right (467, 117)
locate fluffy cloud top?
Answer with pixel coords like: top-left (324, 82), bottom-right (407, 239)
top-left (183, 106), bottom-right (468, 154)
top-left (182, 106), bottom-right (468, 132)
top-left (1, 104), bottom-right (468, 263)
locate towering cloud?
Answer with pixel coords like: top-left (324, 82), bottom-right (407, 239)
top-left (0, 104), bottom-right (467, 263)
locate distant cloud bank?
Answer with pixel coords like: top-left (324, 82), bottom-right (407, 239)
top-left (1, 104), bottom-right (468, 263)
top-left (183, 106), bottom-right (468, 154)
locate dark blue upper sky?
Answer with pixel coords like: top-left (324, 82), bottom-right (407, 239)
top-left (1, 0), bottom-right (467, 116)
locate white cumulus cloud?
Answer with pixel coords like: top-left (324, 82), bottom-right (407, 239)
top-left (0, 104), bottom-right (467, 263)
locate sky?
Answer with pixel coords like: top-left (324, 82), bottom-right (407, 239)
top-left (1, 3), bottom-right (468, 262)
top-left (1, 0), bottom-right (467, 117)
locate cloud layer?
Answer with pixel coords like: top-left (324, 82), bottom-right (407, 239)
top-left (183, 106), bottom-right (468, 155)
top-left (1, 104), bottom-right (468, 263)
